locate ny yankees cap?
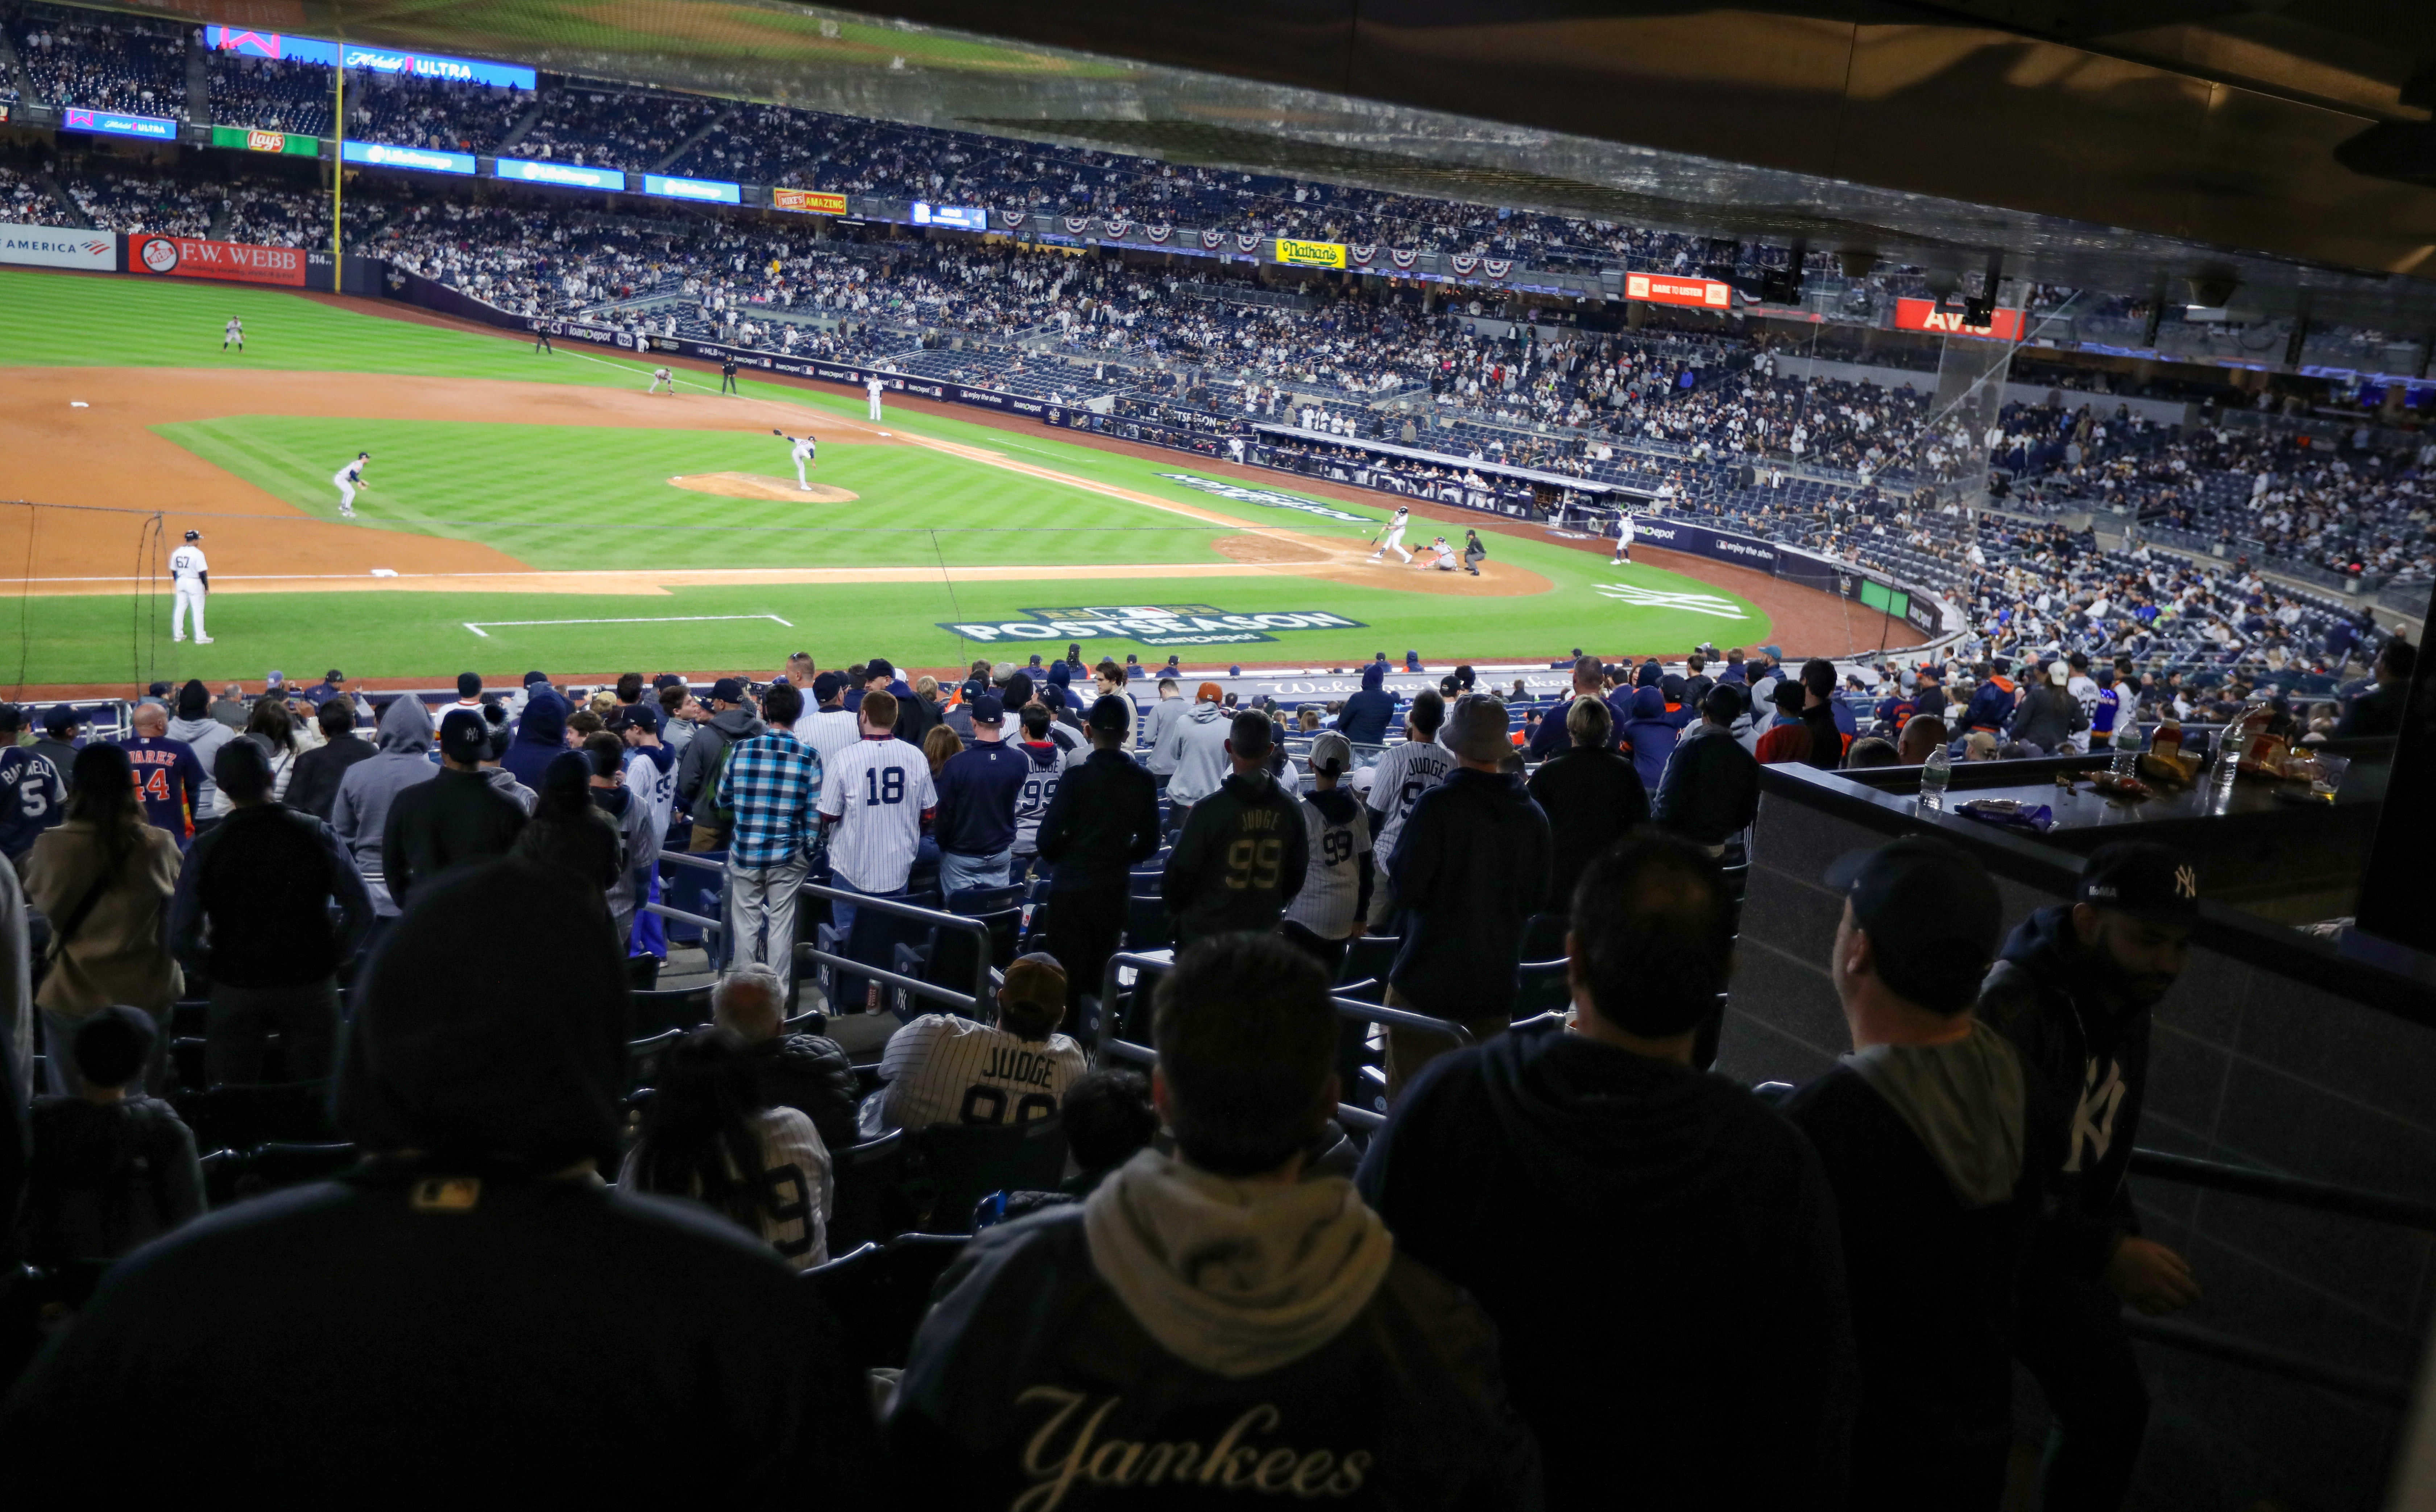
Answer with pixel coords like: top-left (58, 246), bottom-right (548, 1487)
top-left (43, 702), bottom-right (83, 733)
top-left (710, 677), bottom-right (746, 702)
top-left (2079, 842), bottom-right (2200, 926)
top-left (1824, 837), bottom-right (2001, 1014)
top-left (438, 709), bottom-right (491, 764)
top-left (607, 701), bottom-right (662, 734)
top-left (183, 529), bottom-right (200, 541)
top-left (811, 672), bottom-right (845, 703)
top-left (969, 691), bottom-right (1006, 725)
top-left (1002, 952), bottom-right (1067, 1014)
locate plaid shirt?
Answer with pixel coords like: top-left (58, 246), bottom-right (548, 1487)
top-left (715, 728), bottom-right (823, 869)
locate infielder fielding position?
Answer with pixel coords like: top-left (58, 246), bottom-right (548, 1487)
top-left (773, 429), bottom-right (818, 490)
top-left (333, 452), bottom-right (370, 518)
top-left (1370, 504), bottom-right (1414, 564)
top-left (649, 366), bottom-right (676, 395)
top-left (170, 528), bottom-right (212, 643)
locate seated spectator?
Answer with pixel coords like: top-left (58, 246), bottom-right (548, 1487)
top-left (1783, 838), bottom-right (2043, 1508)
top-left (1618, 685), bottom-right (1679, 789)
top-left (1527, 695), bottom-right (1647, 906)
top-left (890, 933), bottom-right (1541, 1508)
top-left (25, 1005), bottom-right (204, 1267)
top-left (2336, 640), bottom-right (2414, 738)
top-left (1056, 1066), bottom-right (1157, 1196)
top-left (1845, 736), bottom-right (1902, 769)
top-left (1896, 714), bottom-right (1949, 764)
top-left (621, 1025), bottom-right (832, 1269)
top-left (283, 697), bottom-right (372, 822)
top-left (858, 953), bottom-right (1085, 1136)
top-left (379, 710), bottom-right (528, 914)
top-left (1358, 836), bottom-right (1856, 1506)
top-left (25, 743), bottom-right (185, 1095)
top-left (1651, 682), bottom-right (1760, 852)
top-left (170, 740), bottom-right (374, 1086)
top-left (712, 963), bottom-right (857, 1153)
top-left (0, 857), bottom-right (881, 1501)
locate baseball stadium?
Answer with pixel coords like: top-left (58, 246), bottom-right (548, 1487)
top-left (5, 3), bottom-right (2436, 1509)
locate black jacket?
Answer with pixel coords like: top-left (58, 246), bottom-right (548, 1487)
top-left (1524, 745), bottom-right (1646, 909)
top-left (284, 734), bottom-right (374, 822)
top-left (381, 767), bottom-right (530, 913)
top-left (743, 1033), bottom-right (858, 1154)
top-left (888, 1204), bottom-right (1541, 1511)
top-left (1162, 769), bottom-right (1308, 945)
top-left (1034, 748), bottom-right (1161, 894)
top-left (1976, 905), bottom-right (2147, 1278)
top-left (1650, 723), bottom-right (1761, 847)
top-left (168, 803), bottom-right (374, 989)
top-left (1357, 1031), bottom-right (1855, 1508)
top-left (1387, 770), bottom-right (1550, 1023)
top-left (2337, 679), bottom-right (2408, 738)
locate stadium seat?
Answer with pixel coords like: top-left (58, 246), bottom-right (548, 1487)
top-left (1518, 911), bottom-right (1570, 961)
top-left (1122, 894), bottom-right (1173, 951)
top-left (217, 1142), bottom-right (362, 1206)
top-left (892, 886), bottom-right (1025, 1015)
top-left (655, 851), bottom-right (725, 951)
top-left (1340, 935), bottom-right (1400, 991)
top-left (174, 1082), bottom-right (334, 1153)
top-left (1512, 959), bottom-right (1572, 1019)
top-left (625, 1028), bottom-right (685, 1091)
top-left (902, 1119), bottom-right (1070, 1233)
top-left (828, 1128), bottom-right (915, 1254)
top-left (805, 1231), bottom-right (969, 1371)
top-left (629, 986), bottom-right (713, 1038)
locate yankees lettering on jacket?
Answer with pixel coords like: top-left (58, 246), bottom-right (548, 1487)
top-left (1015, 1389), bottom-right (1370, 1511)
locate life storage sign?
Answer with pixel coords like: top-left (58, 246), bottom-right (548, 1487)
top-left (130, 234), bottom-right (307, 288)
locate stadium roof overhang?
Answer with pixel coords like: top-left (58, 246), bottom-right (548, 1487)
top-left (71, 0), bottom-right (2436, 329)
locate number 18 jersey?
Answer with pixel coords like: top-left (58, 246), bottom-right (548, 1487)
top-left (818, 734), bottom-right (937, 892)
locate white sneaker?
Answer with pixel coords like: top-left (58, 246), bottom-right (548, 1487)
top-left (173, 634), bottom-right (185, 643)
top-left (341, 507), bottom-right (355, 518)
top-left (195, 636), bottom-right (214, 644)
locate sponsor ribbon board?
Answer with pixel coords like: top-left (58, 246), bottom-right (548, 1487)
top-left (130, 234), bottom-right (305, 287)
top-left (772, 188), bottom-right (848, 216)
top-left (1274, 238), bottom-right (1348, 270)
top-left (939, 604), bottom-right (1369, 647)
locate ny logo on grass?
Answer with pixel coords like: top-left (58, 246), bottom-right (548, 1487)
top-left (1592, 583), bottom-right (1750, 619)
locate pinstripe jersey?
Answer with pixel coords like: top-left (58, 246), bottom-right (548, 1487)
top-left (817, 734), bottom-right (936, 891)
top-left (1367, 735), bottom-right (1456, 866)
top-left (1282, 792), bottom-right (1373, 940)
top-left (1010, 741), bottom-right (1065, 855)
top-left (858, 1014), bottom-right (1088, 1136)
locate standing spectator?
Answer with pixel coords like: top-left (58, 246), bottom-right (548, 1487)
top-left (0, 857), bottom-right (883, 1504)
top-left (165, 680), bottom-right (235, 819)
top-left (1979, 843), bottom-right (2204, 1510)
top-left (2008, 662), bottom-right (2089, 757)
top-left (29, 704), bottom-right (84, 788)
top-left (672, 678), bottom-right (762, 852)
top-left (2336, 639), bottom-right (2414, 737)
top-left (585, 732), bottom-right (660, 947)
top-left (1337, 658), bottom-right (1401, 744)
top-left (1359, 689), bottom-right (1456, 930)
top-left (211, 697), bottom-right (302, 815)
top-left (331, 695), bottom-right (440, 918)
top-left (120, 703), bottom-right (203, 846)
top-left (1527, 655), bottom-right (1611, 758)
top-left (712, 963), bottom-right (857, 1154)
top-left (1381, 694), bottom-right (1549, 1096)
top-left (1756, 679), bottom-right (1816, 765)
top-left (1034, 695), bottom-right (1162, 1017)
top-left (791, 671), bottom-right (860, 773)
top-left (1139, 677), bottom-right (1185, 784)
top-left (283, 698), bottom-right (372, 822)
top-left (0, 705), bottom-right (68, 868)
top-left (24, 744), bottom-right (184, 1094)
top-left (932, 692), bottom-right (1027, 894)
top-left (1799, 658), bottom-right (1846, 770)
top-left (891, 933), bottom-right (1542, 1510)
top-left (170, 741), bottom-right (373, 1087)
top-left (1008, 702), bottom-right (1066, 882)
top-left (920, 723), bottom-right (963, 781)
top-left (208, 684), bottom-right (250, 730)
top-left (1279, 732), bottom-right (1373, 979)
top-left (1360, 837), bottom-right (1856, 1506)
top-left (714, 683), bottom-right (822, 1001)
top-left (1785, 837), bottom-right (2042, 1509)
top-left (1527, 695), bottom-right (1647, 907)
top-left (24, 1006), bottom-right (203, 1267)
top-left (1090, 660), bottom-right (1137, 749)
top-left (513, 753), bottom-right (625, 900)
top-left (379, 711), bottom-right (527, 915)
top-left (620, 1026), bottom-right (832, 1270)
top-left (1617, 685), bottom-right (1679, 790)
top-left (1960, 659), bottom-right (2018, 737)
top-left (816, 688), bottom-right (936, 941)
top-left (858, 953), bottom-right (1085, 1135)
top-left (1652, 682), bottom-right (1761, 852)
top-left (1154, 681), bottom-right (1233, 813)
top-left (1162, 711), bottom-right (1308, 951)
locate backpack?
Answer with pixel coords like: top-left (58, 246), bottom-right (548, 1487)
top-left (694, 732), bottom-right (739, 834)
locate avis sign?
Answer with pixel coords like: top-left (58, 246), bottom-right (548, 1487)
top-left (130, 234), bottom-right (306, 288)
top-left (1894, 298), bottom-right (2025, 341)
top-left (939, 604), bottom-right (1369, 648)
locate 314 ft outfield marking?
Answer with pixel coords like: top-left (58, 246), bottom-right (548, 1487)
top-left (463, 612), bottom-right (795, 638)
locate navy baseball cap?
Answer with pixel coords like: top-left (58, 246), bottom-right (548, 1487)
top-left (710, 677), bottom-right (746, 702)
top-left (969, 691), bottom-right (1006, 724)
top-left (438, 709), bottom-right (490, 764)
top-left (43, 703), bottom-right (82, 733)
top-left (651, 673), bottom-right (685, 690)
top-left (1086, 693), bottom-right (1132, 734)
top-left (0, 704), bottom-right (18, 733)
top-left (2079, 842), bottom-right (2200, 925)
top-left (1823, 837), bottom-right (2001, 1014)
top-left (608, 702), bottom-right (662, 734)
top-left (865, 657), bottom-right (895, 680)
top-left (811, 671), bottom-right (845, 703)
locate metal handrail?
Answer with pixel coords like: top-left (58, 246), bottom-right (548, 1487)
top-left (2129, 1148), bottom-right (2436, 1233)
top-left (1093, 950), bottom-right (1478, 1133)
top-left (2120, 1316), bottom-right (2412, 1409)
top-left (796, 880), bottom-right (997, 1016)
top-left (648, 849), bottom-right (728, 940)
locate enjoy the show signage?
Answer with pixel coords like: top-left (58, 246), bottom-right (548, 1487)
top-left (939, 604), bottom-right (1368, 647)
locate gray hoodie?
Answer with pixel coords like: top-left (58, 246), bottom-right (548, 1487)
top-left (1158, 701), bottom-right (1233, 805)
top-left (482, 764), bottom-right (538, 814)
top-left (1840, 1021), bottom-right (2027, 1207)
top-left (166, 715), bottom-right (236, 813)
top-left (673, 705), bottom-right (765, 817)
top-left (331, 697), bottom-right (440, 914)
top-left (1140, 693), bottom-right (1186, 773)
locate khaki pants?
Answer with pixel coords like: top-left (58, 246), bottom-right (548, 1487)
top-left (1382, 984), bottom-right (1509, 1104)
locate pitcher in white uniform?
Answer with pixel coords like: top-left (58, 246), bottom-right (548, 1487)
top-left (1370, 505), bottom-right (1413, 564)
top-left (169, 528), bottom-right (212, 643)
top-left (332, 452), bottom-right (369, 518)
top-left (773, 429), bottom-right (818, 490)
top-left (865, 374), bottom-right (886, 421)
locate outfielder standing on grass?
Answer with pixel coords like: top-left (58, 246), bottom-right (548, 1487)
top-left (332, 453), bottom-right (369, 519)
top-left (169, 529), bottom-right (212, 644)
top-left (221, 317), bottom-right (243, 353)
top-left (773, 429), bottom-right (817, 491)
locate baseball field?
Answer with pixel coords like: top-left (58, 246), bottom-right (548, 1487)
top-left (0, 267), bottom-right (1782, 690)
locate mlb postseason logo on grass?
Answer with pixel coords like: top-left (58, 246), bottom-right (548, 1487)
top-left (940, 604), bottom-right (1369, 648)
top-left (1154, 473), bottom-right (1374, 525)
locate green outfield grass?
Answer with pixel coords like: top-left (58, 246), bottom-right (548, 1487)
top-left (2, 267), bottom-right (1769, 683)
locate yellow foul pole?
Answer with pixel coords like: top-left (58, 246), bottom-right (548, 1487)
top-left (332, 56), bottom-right (345, 270)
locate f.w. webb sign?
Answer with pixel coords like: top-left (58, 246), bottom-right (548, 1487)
top-left (940, 604), bottom-right (1367, 648)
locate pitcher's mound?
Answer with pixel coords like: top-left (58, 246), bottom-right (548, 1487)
top-left (670, 472), bottom-right (861, 504)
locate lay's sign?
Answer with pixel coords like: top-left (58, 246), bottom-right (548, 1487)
top-left (1274, 238), bottom-right (1348, 270)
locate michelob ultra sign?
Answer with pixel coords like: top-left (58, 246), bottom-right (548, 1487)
top-left (1274, 238), bottom-right (1348, 270)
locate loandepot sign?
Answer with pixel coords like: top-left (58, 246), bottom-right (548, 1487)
top-left (1155, 473), bottom-right (1375, 525)
top-left (940, 604), bottom-right (1369, 647)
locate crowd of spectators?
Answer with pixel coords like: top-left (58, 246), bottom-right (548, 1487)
top-left (5, 7), bottom-right (187, 119)
top-left (202, 50), bottom-right (331, 138)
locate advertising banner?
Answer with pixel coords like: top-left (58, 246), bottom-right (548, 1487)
top-left (642, 174), bottom-right (740, 204)
top-left (130, 234), bottom-right (306, 287)
top-left (494, 158), bottom-right (624, 191)
top-left (62, 107), bottom-right (177, 142)
top-left (771, 188), bottom-right (848, 216)
top-left (206, 27), bottom-right (537, 88)
top-left (343, 140), bottom-right (476, 175)
top-left (911, 202), bottom-right (989, 231)
top-left (0, 224), bottom-right (115, 271)
top-left (211, 125), bottom-right (319, 155)
top-left (1275, 238), bottom-right (1347, 270)
top-left (1623, 272), bottom-right (1733, 310)
top-left (938, 604), bottom-right (1369, 648)
top-left (1893, 297), bottom-right (2026, 341)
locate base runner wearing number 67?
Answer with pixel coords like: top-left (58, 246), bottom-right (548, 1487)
top-left (855, 952), bottom-right (1088, 1138)
top-left (1161, 710), bottom-right (1309, 954)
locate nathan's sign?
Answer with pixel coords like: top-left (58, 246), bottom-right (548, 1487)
top-left (1624, 273), bottom-right (1732, 310)
top-left (1894, 297), bottom-right (2025, 341)
top-left (772, 188), bottom-right (848, 216)
top-left (130, 234), bottom-right (306, 287)
top-left (1274, 238), bottom-right (1347, 270)
top-left (940, 604), bottom-right (1369, 647)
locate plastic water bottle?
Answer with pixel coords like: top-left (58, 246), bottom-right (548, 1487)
top-left (1919, 743), bottom-right (1952, 810)
top-left (2109, 721), bottom-right (2140, 778)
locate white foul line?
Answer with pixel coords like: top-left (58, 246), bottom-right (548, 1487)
top-left (463, 612), bottom-right (794, 639)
